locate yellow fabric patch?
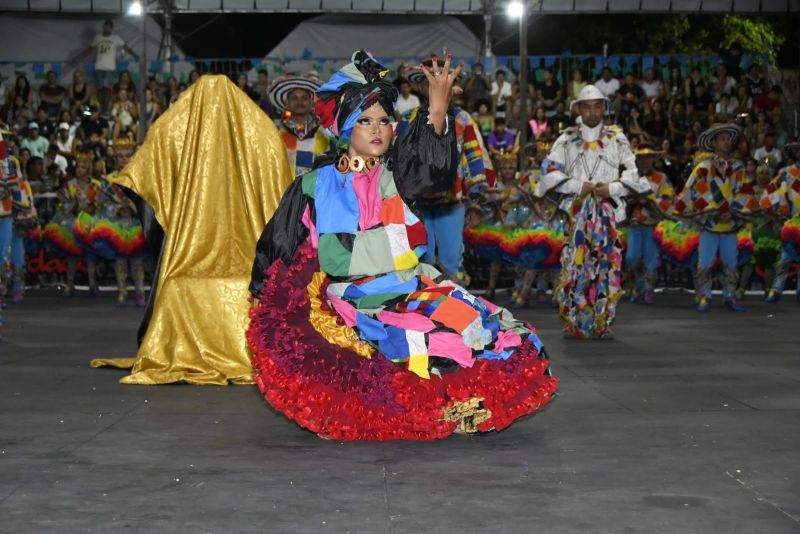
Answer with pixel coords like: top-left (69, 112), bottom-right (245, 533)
top-left (307, 271), bottom-right (374, 359)
top-left (408, 354), bottom-right (430, 379)
top-left (393, 250), bottom-right (419, 271)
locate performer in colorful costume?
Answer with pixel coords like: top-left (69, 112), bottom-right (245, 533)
top-left (104, 139), bottom-right (147, 307)
top-left (736, 164), bottom-right (781, 300)
top-left (248, 52), bottom-right (557, 441)
top-left (624, 147), bottom-right (674, 304)
top-left (43, 151), bottom-right (103, 297)
top-left (536, 85), bottom-right (651, 339)
top-left (404, 59), bottom-right (495, 284)
top-left (760, 140), bottom-right (800, 303)
top-left (270, 76), bottom-right (331, 178)
top-left (1, 132), bottom-right (39, 307)
top-left (674, 124), bottom-right (756, 312)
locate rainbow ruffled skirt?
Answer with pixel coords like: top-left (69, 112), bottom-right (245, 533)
top-left (74, 212), bottom-right (146, 259)
top-left (464, 224), bottom-right (566, 270)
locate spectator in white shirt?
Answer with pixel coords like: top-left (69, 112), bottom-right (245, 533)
top-left (74, 20), bottom-right (139, 112)
top-left (394, 78), bottom-right (420, 118)
top-left (491, 69), bottom-right (513, 118)
top-left (709, 64), bottom-right (737, 100)
top-left (45, 143), bottom-right (69, 175)
top-left (594, 67), bottom-right (620, 115)
top-left (639, 68), bottom-right (664, 101)
top-left (753, 131), bottom-right (782, 166)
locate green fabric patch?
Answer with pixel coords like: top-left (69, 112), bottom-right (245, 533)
top-left (355, 292), bottom-right (408, 310)
top-left (318, 233), bottom-right (352, 277)
top-left (348, 229), bottom-right (395, 277)
top-left (378, 166), bottom-right (398, 199)
top-left (302, 170), bottom-right (318, 197)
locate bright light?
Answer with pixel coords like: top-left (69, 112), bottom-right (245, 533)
top-left (507, 1), bottom-right (524, 18)
top-left (127, 1), bottom-right (143, 16)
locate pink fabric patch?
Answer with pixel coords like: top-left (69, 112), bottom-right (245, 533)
top-left (352, 164), bottom-right (383, 232)
top-left (478, 296), bottom-right (499, 314)
top-left (376, 311), bottom-right (436, 333)
top-left (428, 332), bottom-right (475, 368)
top-left (301, 204), bottom-right (318, 249)
top-left (327, 293), bottom-right (357, 327)
top-left (492, 330), bottom-right (522, 352)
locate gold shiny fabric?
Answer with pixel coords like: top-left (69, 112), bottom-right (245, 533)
top-left (306, 271), bottom-right (374, 360)
top-left (90, 75), bottom-right (292, 385)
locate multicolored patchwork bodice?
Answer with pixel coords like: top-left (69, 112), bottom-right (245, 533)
top-left (1, 155), bottom-right (22, 217)
top-left (276, 119), bottom-right (331, 179)
top-left (301, 163), bottom-right (428, 279)
top-left (760, 164), bottom-right (800, 218)
top-left (674, 157), bottom-right (756, 233)
top-left (629, 171), bottom-right (674, 226)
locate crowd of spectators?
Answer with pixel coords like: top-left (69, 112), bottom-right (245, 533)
top-left (405, 55), bottom-right (791, 190)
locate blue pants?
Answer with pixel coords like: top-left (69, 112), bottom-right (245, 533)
top-left (0, 217), bottom-right (14, 266)
top-left (696, 231), bottom-right (738, 299)
top-left (771, 248), bottom-right (799, 294)
top-left (626, 226), bottom-right (660, 273)
top-left (420, 203), bottom-right (465, 276)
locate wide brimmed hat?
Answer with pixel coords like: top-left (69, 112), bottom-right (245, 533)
top-left (406, 55), bottom-right (465, 84)
top-left (634, 147), bottom-right (663, 157)
top-left (783, 139), bottom-right (800, 158)
top-left (268, 76), bottom-right (321, 113)
top-left (697, 123), bottom-right (741, 153)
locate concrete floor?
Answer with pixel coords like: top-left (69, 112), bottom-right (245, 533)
top-left (1, 289), bottom-right (799, 533)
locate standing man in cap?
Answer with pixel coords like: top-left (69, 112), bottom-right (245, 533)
top-left (536, 84), bottom-right (651, 339)
top-left (624, 147), bottom-right (674, 304)
top-left (403, 55), bottom-right (494, 285)
top-left (760, 139), bottom-right (800, 303)
top-left (269, 76), bottom-right (330, 179)
top-left (674, 123), bottom-right (756, 312)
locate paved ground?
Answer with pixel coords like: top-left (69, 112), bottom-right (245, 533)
top-left (1, 289), bottom-right (799, 533)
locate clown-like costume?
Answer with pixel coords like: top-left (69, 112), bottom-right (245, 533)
top-left (760, 142), bottom-right (800, 302)
top-left (624, 148), bottom-right (674, 304)
top-left (674, 124), bottom-right (756, 312)
top-left (248, 51), bottom-right (557, 441)
top-left (535, 85), bottom-right (650, 339)
top-left (269, 76), bottom-right (331, 179)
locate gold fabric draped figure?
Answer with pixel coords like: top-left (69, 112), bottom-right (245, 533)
top-left (91, 75), bottom-right (292, 384)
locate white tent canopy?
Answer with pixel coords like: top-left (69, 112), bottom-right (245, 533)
top-left (0, 13), bottom-right (175, 62)
top-left (266, 15), bottom-right (482, 61)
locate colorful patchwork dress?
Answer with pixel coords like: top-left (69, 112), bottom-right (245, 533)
top-left (248, 112), bottom-right (557, 441)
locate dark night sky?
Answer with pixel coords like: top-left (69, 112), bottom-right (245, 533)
top-left (168, 13), bottom-right (798, 67)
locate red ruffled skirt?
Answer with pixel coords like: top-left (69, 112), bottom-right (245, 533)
top-left (247, 243), bottom-right (558, 441)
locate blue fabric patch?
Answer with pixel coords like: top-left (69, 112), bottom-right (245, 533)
top-left (342, 285), bottom-right (367, 300)
top-left (314, 165), bottom-right (358, 235)
top-left (483, 319), bottom-right (500, 338)
top-left (357, 273), bottom-right (418, 296)
top-left (377, 326), bottom-right (411, 360)
top-left (406, 301), bottom-right (420, 311)
top-left (528, 333), bottom-right (544, 353)
top-left (295, 150), bottom-right (314, 170)
top-left (355, 312), bottom-right (387, 341)
top-left (477, 349), bottom-right (512, 361)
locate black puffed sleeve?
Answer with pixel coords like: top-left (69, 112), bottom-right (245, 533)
top-left (249, 177), bottom-right (312, 298)
top-left (391, 107), bottom-right (458, 201)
